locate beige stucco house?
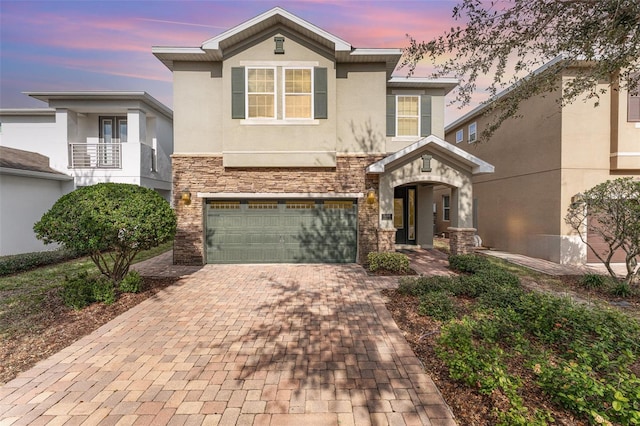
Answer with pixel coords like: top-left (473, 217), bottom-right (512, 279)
top-left (153, 7), bottom-right (493, 264)
top-left (442, 58), bottom-right (640, 265)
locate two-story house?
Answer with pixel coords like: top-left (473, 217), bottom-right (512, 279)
top-left (442, 58), bottom-right (639, 265)
top-left (0, 92), bottom-right (173, 255)
top-left (153, 7), bottom-right (493, 265)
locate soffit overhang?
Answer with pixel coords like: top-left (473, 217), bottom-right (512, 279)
top-left (23, 91), bottom-right (173, 119)
top-left (387, 77), bottom-right (459, 95)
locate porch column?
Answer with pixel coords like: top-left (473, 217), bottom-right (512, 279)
top-left (54, 109), bottom-right (70, 172)
top-left (127, 109), bottom-right (146, 144)
top-left (417, 185), bottom-right (434, 248)
top-left (448, 183), bottom-right (477, 255)
top-left (125, 109), bottom-right (145, 178)
top-left (377, 174), bottom-right (396, 252)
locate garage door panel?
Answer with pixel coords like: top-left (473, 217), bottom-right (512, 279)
top-left (206, 200), bottom-right (357, 263)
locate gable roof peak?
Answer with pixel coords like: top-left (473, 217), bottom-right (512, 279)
top-left (201, 6), bottom-right (352, 52)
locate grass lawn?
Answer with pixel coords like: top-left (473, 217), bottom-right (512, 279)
top-left (0, 242), bottom-right (175, 384)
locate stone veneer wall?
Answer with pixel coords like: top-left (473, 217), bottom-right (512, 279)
top-left (377, 229), bottom-right (396, 253)
top-left (172, 154), bottom-right (384, 265)
top-left (448, 227), bottom-right (477, 255)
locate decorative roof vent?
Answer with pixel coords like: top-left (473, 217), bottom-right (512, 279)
top-left (274, 36), bottom-right (285, 54)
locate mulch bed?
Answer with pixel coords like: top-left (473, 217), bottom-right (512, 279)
top-left (382, 289), bottom-right (590, 426)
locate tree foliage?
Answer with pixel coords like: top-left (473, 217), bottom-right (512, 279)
top-left (34, 183), bottom-right (176, 283)
top-left (404, 0), bottom-right (640, 139)
top-left (565, 178), bottom-right (640, 284)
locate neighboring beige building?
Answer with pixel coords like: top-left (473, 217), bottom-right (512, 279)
top-left (443, 60), bottom-right (640, 265)
top-left (153, 7), bottom-right (493, 265)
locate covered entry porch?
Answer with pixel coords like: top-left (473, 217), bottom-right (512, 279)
top-left (367, 135), bottom-right (494, 255)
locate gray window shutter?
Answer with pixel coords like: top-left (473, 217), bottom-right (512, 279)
top-left (314, 67), bottom-right (327, 119)
top-left (630, 96), bottom-right (640, 122)
top-left (629, 72), bottom-right (640, 122)
top-left (231, 67), bottom-right (245, 119)
top-left (386, 95), bottom-right (396, 136)
top-left (421, 95), bottom-right (432, 137)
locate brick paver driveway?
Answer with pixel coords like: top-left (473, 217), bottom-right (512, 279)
top-left (0, 263), bottom-right (455, 425)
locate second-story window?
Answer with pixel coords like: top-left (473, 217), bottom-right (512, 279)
top-left (455, 129), bottom-right (464, 143)
top-left (396, 95), bottom-right (420, 136)
top-left (233, 66), bottom-right (327, 121)
top-left (468, 122), bottom-right (477, 143)
top-left (247, 68), bottom-right (276, 119)
top-left (284, 68), bottom-right (312, 119)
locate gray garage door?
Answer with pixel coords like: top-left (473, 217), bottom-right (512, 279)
top-left (206, 199), bottom-right (357, 263)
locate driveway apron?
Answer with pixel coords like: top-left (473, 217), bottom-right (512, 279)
top-left (0, 264), bottom-right (456, 425)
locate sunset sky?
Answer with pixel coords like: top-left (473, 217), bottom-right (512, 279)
top-left (1, 0), bottom-right (476, 122)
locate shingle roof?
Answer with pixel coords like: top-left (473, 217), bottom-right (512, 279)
top-left (0, 146), bottom-right (67, 176)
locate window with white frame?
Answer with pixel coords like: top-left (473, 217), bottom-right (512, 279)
top-left (468, 122), bottom-right (477, 143)
top-left (284, 68), bottom-right (312, 119)
top-left (247, 68), bottom-right (276, 119)
top-left (443, 195), bottom-right (450, 221)
top-left (396, 95), bottom-right (420, 136)
top-left (240, 67), bottom-right (324, 121)
top-left (455, 129), bottom-right (463, 143)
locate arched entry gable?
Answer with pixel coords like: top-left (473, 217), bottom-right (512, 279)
top-left (366, 135), bottom-right (494, 254)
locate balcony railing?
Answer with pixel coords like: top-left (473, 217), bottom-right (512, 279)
top-left (69, 141), bottom-right (121, 168)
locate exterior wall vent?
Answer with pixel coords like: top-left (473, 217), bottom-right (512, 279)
top-left (274, 37), bottom-right (285, 54)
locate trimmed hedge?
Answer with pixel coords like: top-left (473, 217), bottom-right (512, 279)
top-left (368, 252), bottom-right (410, 274)
top-left (0, 249), bottom-right (85, 276)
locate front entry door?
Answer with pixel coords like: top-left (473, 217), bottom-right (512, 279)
top-left (394, 186), bottom-right (417, 245)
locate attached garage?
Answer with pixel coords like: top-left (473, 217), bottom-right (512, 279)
top-left (205, 199), bottom-right (358, 263)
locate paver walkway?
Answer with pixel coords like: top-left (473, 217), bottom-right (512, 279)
top-left (0, 261), bottom-right (456, 425)
top-left (482, 249), bottom-right (629, 277)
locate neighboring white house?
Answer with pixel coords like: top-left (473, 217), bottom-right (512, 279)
top-left (0, 146), bottom-right (73, 255)
top-left (0, 92), bottom-right (174, 200)
top-left (0, 92), bottom-right (174, 256)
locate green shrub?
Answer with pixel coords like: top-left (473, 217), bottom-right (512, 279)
top-left (426, 256), bottom-right (640, 425)
top-left (0, 249), bottom-right (84, 276)
top-left (418, 291), bottom-right (457, 321)
top-left (34, 183), bottom-right (176, 283)
top-left (448, 254), bottom-right (491, 273)
top-left (397, 275), bottom-right (455, 296)
top-left (612, 281), bottom-right (632, 297)
top-left (91, 278), bottom-right (116, 305)
top-left (119, 270), bottom-right (143, 293)
top-left (478, 285), bottom-right (525, 310)
top-left (580, 273), bottom-right (606, 289)
top-left (368, 252), bottom-right (410, 274)
top-left (475, 267), bottom-right (520, 289)
top-left (61, 272), bottom-right (95, 310)
top-left (61, 272), bottom-right (117, 309)
top-left (455, 274), bottom-right (489, 297)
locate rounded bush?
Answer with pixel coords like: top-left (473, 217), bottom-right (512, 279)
top-left (448, 254), bottom-right (491, 273)
top-left (119, 270), bottom-right (144, 293)
top-left (34, 183), bottom-right (176, 283)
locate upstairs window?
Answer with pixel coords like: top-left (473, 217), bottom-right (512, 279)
top-left (386, 94), bottom-right (432, 137)
top-left (455, 129), bottom-right (464, 143)
top-left (247, 68), bottom-right (276, 119)
top-left (232, 66), bottom-right (327, 121)
top-left (468, 122), bottom-right (477, 143)
top-left (284, 68), bottom-right (312, 119)
top-left (396, 95), bottom-right (420, 136)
